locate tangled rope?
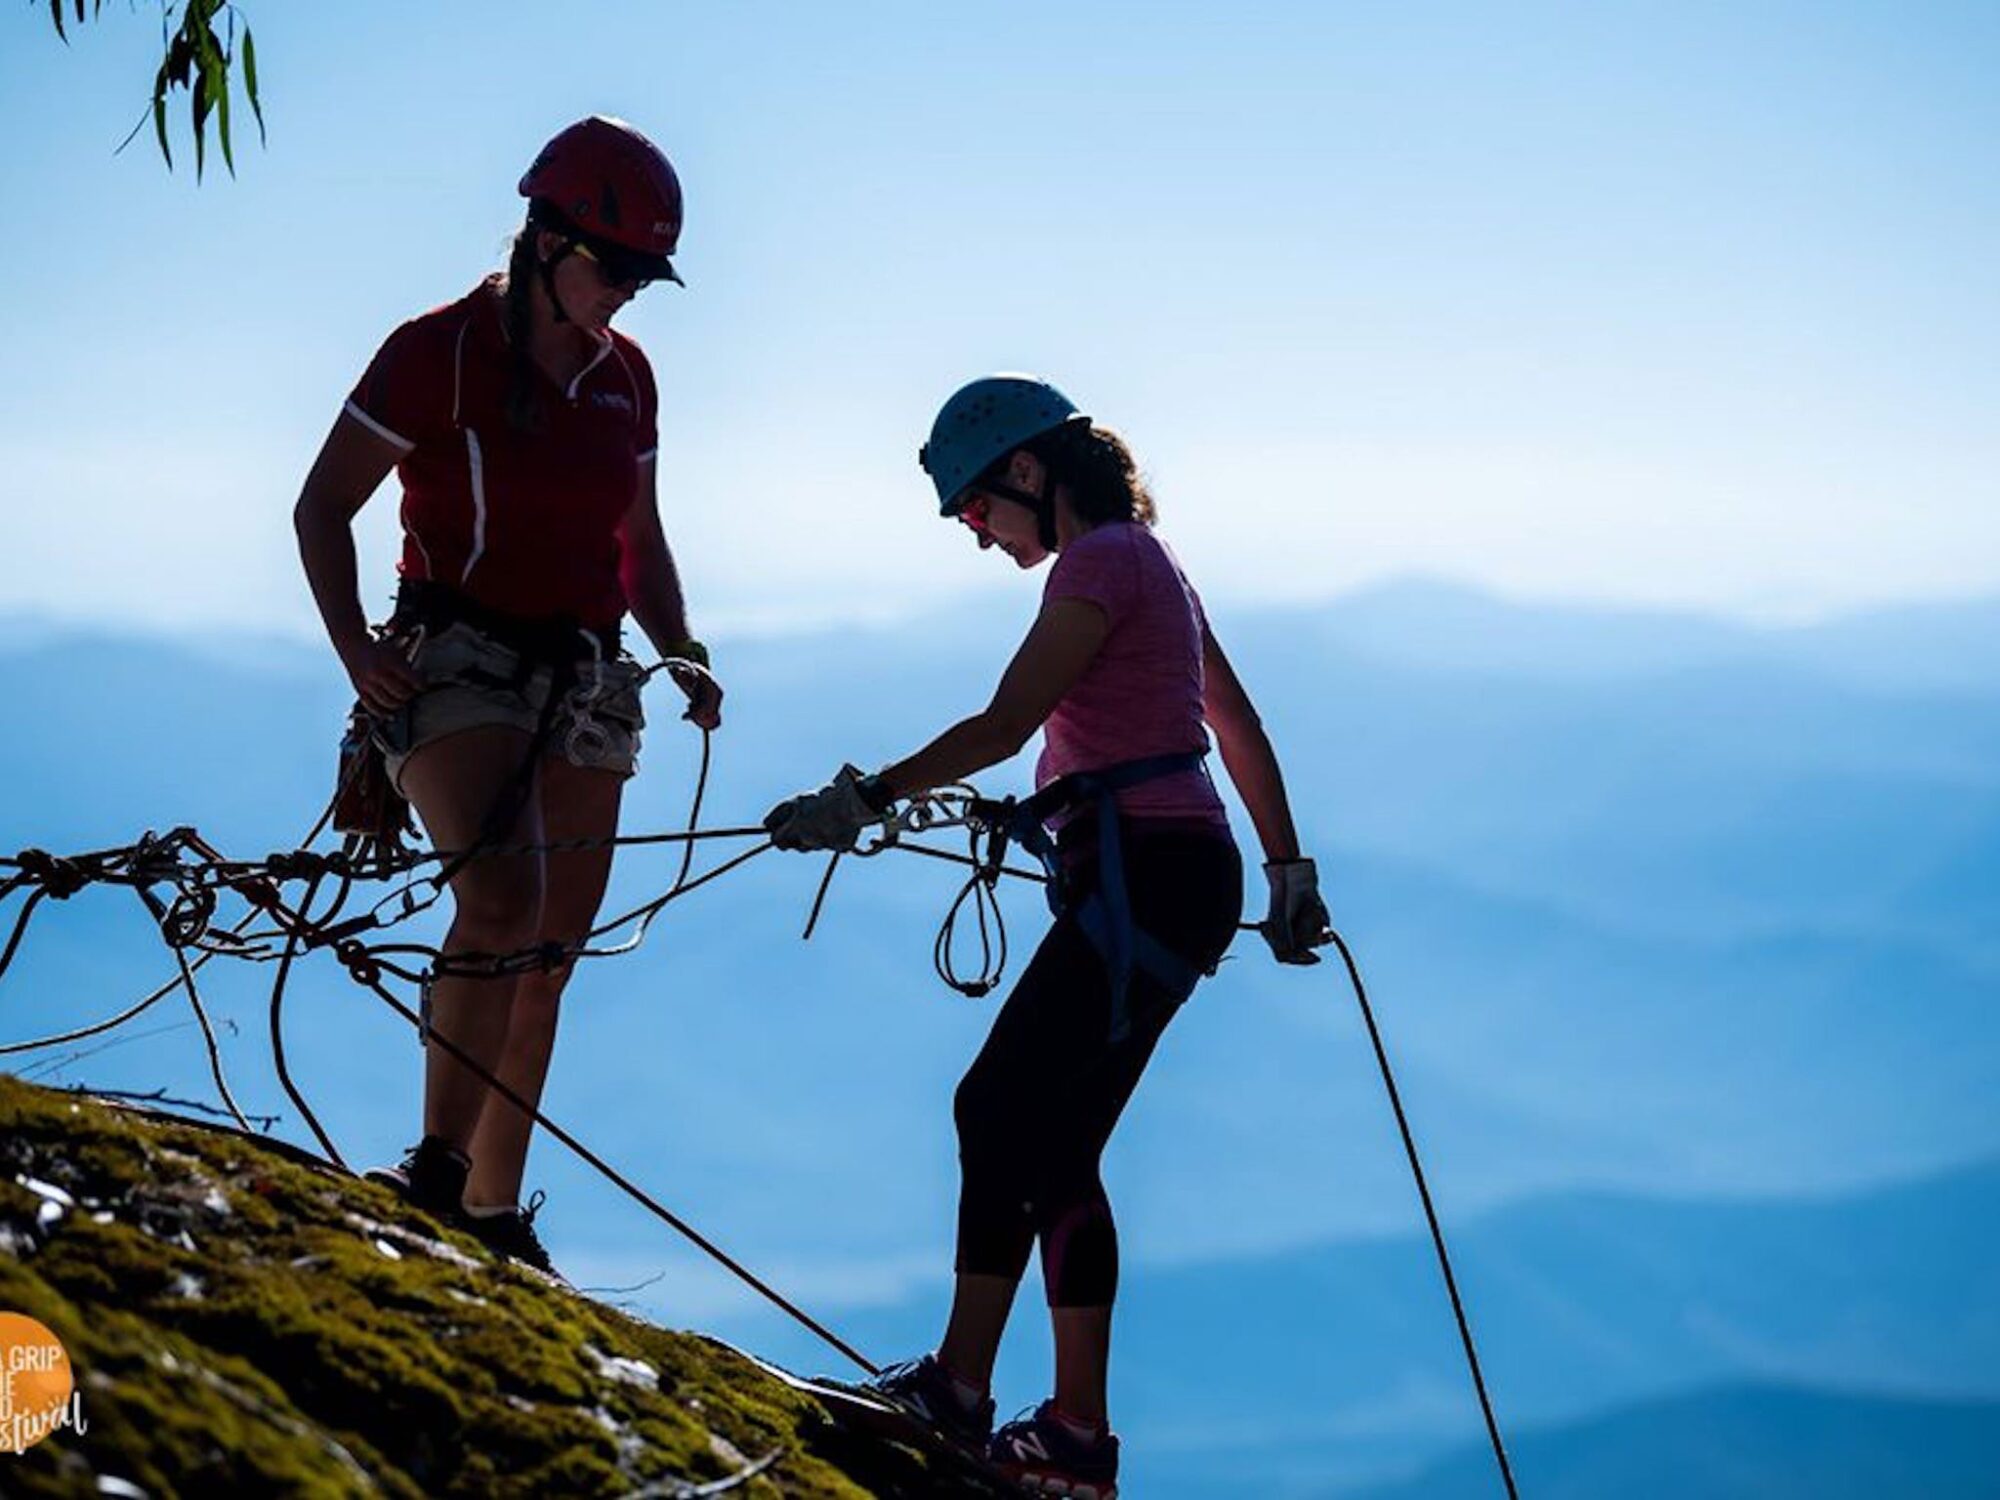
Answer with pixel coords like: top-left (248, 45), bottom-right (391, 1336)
top-left (0, 754), bottom-right (1517, 1496)
top-left (0, 735), bottom-right (1050, 1379)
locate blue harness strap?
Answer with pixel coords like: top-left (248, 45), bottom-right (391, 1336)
top-left (997, 751), bottom-right (1211, 1045)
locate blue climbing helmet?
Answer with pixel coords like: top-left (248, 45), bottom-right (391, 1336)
top-left (919, 375), bottom-right (1090, 518)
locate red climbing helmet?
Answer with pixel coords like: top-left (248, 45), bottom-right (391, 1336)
top-left (519, 116), bottom-right (683, 283)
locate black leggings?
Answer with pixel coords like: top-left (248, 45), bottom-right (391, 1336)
top-left (953, 822), bottom-right (1243, 1307)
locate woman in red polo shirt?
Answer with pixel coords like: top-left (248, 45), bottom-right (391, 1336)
top-left (294, 117), bottom-right (720, 1274)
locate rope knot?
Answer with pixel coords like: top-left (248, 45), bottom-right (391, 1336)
top-left (333, 939), bottom-right (382, 988)
top-left (263, 849), bottom-right (352, 883)
top-left (16, 849), bottom-right (88, 900)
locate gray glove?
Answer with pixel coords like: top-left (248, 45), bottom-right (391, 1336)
top-left (1262, 858), bottom-right (1332, 965)
top-left (763, 765), bottom-right (892, 852)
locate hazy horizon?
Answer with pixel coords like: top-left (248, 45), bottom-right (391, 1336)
top-left (4, 3), bottom-right (1997, 640)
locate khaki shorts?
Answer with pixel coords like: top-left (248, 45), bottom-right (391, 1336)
top-left (376, 621), bottom-right (647, 792)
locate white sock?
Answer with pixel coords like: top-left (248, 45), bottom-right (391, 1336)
top-left (1050, 1406), bottom-right (1107, 1440)
top-left (462, 1202), bottom-right (517, 1220)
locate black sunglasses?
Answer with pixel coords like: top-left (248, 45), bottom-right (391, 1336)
top-left (570, 237), bottom-right (675, 290)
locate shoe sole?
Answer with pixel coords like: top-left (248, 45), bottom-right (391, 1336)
top-left (852, 1387), bottom-right (992, 1454)
top-left (1006, 1474), bottom-right (1116, 1500)
top-left (361, 1169), bottom-right (467, 1226)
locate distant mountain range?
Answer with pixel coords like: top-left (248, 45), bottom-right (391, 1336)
top-left (1260, 576), bottom-right (2000, 693)
top-left (1339, 1384), bottom-right (2000, 1500)
top-left (747, 1157), bottom-right (2000, 1498)
top-left (3, 581), bottom-right (1994, 1495)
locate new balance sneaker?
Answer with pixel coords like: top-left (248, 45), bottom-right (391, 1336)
top-left (462, 1190), bottom-right (560, 1278)
top-left (989, 1400), bottom-right (1120, 1499)
top-left (362, 1136), bottom-right (469, 1221)
top-left (866, 1353), bottom-right (995, 1450)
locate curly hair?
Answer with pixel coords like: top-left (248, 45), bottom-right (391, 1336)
top-left (1019, 420), bottom-right (1158, 527)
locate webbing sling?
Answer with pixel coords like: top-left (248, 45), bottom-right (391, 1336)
top-left (985, 751), bottom-right (1212, 1044)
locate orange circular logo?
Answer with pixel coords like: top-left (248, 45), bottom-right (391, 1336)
top-left (0, 1312), bottom-right (74, 1454)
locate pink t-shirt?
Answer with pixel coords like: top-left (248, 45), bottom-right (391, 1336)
top-left (1037, 522), bottom-right (1229, 830)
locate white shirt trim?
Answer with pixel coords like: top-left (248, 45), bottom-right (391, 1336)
top-left (451, 319), bottom-right (472, 426)
top-left (460, 429), bottom-right (488, 586)
top-left (565, 335), bottom-right (613, 402)
top-left (342, 399), bottom-right (415, 453)
top-left (408, 525), bottom-right (434, 577)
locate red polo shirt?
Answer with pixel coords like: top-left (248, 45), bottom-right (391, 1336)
top-left (345, 277), bottom-right (658, 629)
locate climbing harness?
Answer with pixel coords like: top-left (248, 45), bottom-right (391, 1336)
top-left (966, 751), bottom-right (1213, 1042)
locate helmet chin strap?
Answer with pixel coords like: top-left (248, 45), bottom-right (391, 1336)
top-left (537, 240), bottom-right (579, 327)
top-left (978, 475), bottom-right (1061, 552)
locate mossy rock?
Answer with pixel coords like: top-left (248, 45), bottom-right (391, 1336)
top-left (0, 1075), bottom-right (996, 1497)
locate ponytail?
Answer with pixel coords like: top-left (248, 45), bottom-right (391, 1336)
top-left (500, 223), bottom-right (541, 434)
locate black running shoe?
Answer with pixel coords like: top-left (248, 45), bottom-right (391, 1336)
top-left (866, 1353), bottom-right (995, 1450)
top-left (463, 1190), bottom-right (560, 1277)
top-left (363, 1136), bottom-right (469, 1221)
top-left (989, 1400), bottom-right (1120, 1499)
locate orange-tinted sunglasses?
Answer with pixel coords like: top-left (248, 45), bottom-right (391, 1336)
top-left (958, 493), bottom-right (993, 533)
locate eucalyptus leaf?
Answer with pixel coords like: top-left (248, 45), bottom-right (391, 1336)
top-left (194, 15), bottom-right (222, 71)
top-left (217, 64), bottom-right (234, 176)
top-left (242, 26), bottom-right (264, 143)
top-left (191, 75), bottom-right (208, 180)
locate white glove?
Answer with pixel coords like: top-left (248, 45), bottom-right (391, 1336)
top-left (1262, 858), bottom-right (1332, 965)
top-left (763, 765), bottom-right (892, 852)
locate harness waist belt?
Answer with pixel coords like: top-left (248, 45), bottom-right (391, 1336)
top-left (393, 578), bottom-right (620, 663)
top-left (987, 751), bottom-right (1216, 1045)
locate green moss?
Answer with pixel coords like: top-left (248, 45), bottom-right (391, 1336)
top-left (0, 1075), bottom-right (990, 1497)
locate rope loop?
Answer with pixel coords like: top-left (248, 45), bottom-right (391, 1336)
top-left (161, 889), bottom-right (217, 949)
top-left (333, 938), bottom-right (382, 988)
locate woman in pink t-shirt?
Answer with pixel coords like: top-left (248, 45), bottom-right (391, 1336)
top-left (765, 375), bottom-right (1329, 1496)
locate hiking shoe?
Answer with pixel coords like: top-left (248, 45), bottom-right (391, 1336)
top-left (989, 1401), bottom-right (1120, 1499)
top-left (463, 1190), bottom-right (560, 1278)
top-left (866, 1353), bottom-right (995, 1449)
top-left (363, 1136), bottom-right (469, 1221)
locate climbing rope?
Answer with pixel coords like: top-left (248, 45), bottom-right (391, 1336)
top-left (0, 718), bottom-right (885, 1374)
top-left (1, 747), bottom-right (1518, 1491)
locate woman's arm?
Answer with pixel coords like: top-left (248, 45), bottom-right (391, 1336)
top-left (1201, 620), bottom-right (1303, 863)
top-left (293, 411), bottom-right (420, 714)
top-left (617, 457), bottom-right (691, 648)
top-left (617, 457), bottom-right (722, 728)
top-left (875, 597), bottom-right (1110, 800)
top-left (1203, 619), bottom-right (1332, 962)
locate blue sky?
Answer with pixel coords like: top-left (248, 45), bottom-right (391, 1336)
top-left (1, 1), bottom-right (1994, 638)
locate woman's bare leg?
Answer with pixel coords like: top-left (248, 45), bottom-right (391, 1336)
top-left (1051, 1305), bottom-right (1112, 1426)
top-left (397, 725), bottom-right (546, 1155)
top-left (938, 1272), bottom-right (1021, 1391)
top-left (463, 755), bottom-right (624, 1208)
